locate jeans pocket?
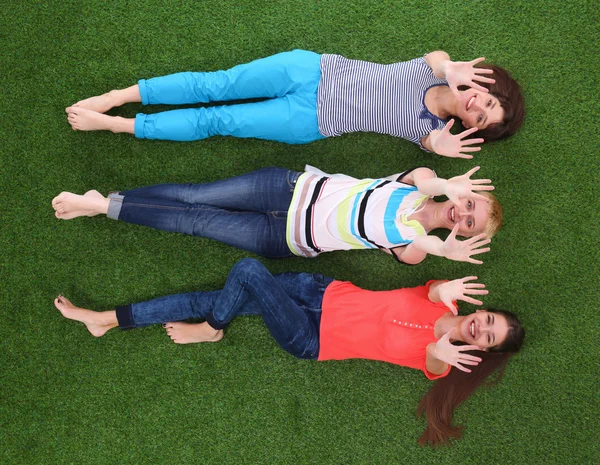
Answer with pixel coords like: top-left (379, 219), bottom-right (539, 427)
top-left (312, 273), bottom-right (333, 287)
top-left (286, 170), bottom-right (302, 192)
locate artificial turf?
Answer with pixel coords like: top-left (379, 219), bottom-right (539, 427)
top-left (1, 1), bottom-right (598, 463)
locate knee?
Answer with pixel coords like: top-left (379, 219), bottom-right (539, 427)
top-left (230, 258), bottom-right (266, 278)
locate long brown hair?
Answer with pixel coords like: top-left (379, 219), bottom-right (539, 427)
top-left (416, 309), bottom-right (525, 446)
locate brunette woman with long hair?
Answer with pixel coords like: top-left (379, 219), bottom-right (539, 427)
top-left (64, 50), bottom-right (524, 159)
top-left (53, 258), bottom-right (524, 445)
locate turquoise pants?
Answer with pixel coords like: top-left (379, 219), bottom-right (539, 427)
top-left (134, 50), bottom-right (325, 144)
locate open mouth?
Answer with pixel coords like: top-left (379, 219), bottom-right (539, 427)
top-left (448, 206), bottom-right (456, 223)
top-left (466, 95), bottom-right (476, 111)
top-left (470, 321), bottom-right (476, 338)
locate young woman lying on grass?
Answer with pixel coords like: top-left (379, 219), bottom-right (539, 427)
top-left (52, 166), bottom-right (500, 265)
top-left (65, 50), bottom-right (524, 159)
top-left (53, 258), bottom-right (525, 445)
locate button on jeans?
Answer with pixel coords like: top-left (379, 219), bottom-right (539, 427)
top-left (107, 167), bottom-right (301, 258)
top-left (116, 259), bottom-right (334, 359)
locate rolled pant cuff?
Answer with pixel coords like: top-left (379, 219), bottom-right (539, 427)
top-left (134, 113), bottom-right (147, 139)
top-left (107, 192), bottom-right (124, 220)
top-left (116, 304), bottom-right (135, 329)
top-left (205, 312), bottom-right (228, 330)
top-left (138, 79), bottom-right (149, 105)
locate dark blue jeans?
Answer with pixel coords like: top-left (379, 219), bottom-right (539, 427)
top-left (107, 167), bottom-right (300, 258)
top-left (116, 259), bottom-right (334, 359)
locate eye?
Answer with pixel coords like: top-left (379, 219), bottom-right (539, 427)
top-left (467, 219), bottom-right (473, 227)
top-left (477, 114), bottom-right (483, 123)
top-left (487, 99), bottom-right (492, 107)
top-left (467, 200), bottom-right (473, 210)
top-left (487, 335), bottom-right (491, 344)
top-left (487, 315), bottom-right (491, 324)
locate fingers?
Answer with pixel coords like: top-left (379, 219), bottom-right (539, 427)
top-left (443, 118), bottom-right (455, 132)
top-left (459, 147), bottom-right (482, 153)
top-left (468, 82), bottom-right (490, 94)
top-left (471, 185), bottom-right (495, 191)
top-left (455, 153), bottom-right (474, 160)
top-left (465, 233), bottom-right (487, 244)
top-left (458, 345), bottom-right (483, 354)
top-left (448, 223), bottom-right (460, 240)
top-left (461, 296), bottom-right (484, 306)
top-left (469, 247), bottom-right (491, 256)
top-left (471, 178), bottom-right (492, 184)
top-left (464, 166), bottom-right (481, 177)
top-left (465, 282), bottom-right (486, 288)
top-left (454, 363), bottom-right (472, 373)
top-left (458, 359), bottom-right (480, 366)
top-left (473, 75), bottom-right (496, 84)
top-left (467, 258), bottom-right (484, 265)
top-left (442, 298), bottom-right (458, 315)
top-left (464, 289), bottom-right (488, 295)
top-left (459, 127), bottom-right (480, 139)
top-left (470, 57), bottom-right (486, 66)
top-left (461, 137), bottom-right (485, 146)
top-left (461, 276), bottom-right (478, 282)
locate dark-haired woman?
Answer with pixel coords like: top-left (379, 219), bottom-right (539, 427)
top-left (65, 50), bottom-right (524, 159)
top-left (54, 258), bottom-right (525, 445)
top-left (52, 166), bottom-right (500, 265)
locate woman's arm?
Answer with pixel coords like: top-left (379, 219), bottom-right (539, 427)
top-left (426, 342), bottom-right (450, 376)
top-left (424, 51), bottom-right (452, 79)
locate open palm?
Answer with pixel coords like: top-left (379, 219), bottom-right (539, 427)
top-left (430, 119), bottom-right (484, 159)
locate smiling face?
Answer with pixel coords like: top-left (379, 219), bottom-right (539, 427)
top-left (456, 89), bottom-right (505, 130)
top-left (440, 197), bottom-right (490, 237)
top-left (459, 310), bottom-right (510, 350)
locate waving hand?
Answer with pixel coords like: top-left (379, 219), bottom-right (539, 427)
top-left (434, 328), bottom-right (482, 373)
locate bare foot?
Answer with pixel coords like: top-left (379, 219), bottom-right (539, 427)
top-left (164, 322), bottom-right (224, 344)
top-left (68, 91), bottom-right (120, 114)
top-left (54, 295), bottom-right (118, 337)
top-left (52, 190), bottom-right (109, 219)
top-left (66, 107), bottom-right (115, 131)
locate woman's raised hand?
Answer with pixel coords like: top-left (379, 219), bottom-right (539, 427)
top-left (442, 225), bottom-right (491, 264)
top-left (445, 166), bottom-right (494, 205)
top-left (430, 119), bottom-right (484, 159)
top-left (444, 57), bottom-right (496, 97)
top-left (434, 328), bottom-right (482, 373)
top-left (437, 277), bottom-right (488, 314)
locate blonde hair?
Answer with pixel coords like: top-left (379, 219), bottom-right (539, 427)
top-left (479, 191), bottom-right (503, 238)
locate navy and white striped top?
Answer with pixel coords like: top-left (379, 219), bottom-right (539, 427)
top-left (316, 54), bottom-right (448, 149)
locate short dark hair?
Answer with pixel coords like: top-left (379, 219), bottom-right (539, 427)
top-left (472, 65), bottom-right (525, 141)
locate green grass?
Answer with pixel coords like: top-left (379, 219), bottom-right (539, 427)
top-left (1, 1), bottom-right (598, 463)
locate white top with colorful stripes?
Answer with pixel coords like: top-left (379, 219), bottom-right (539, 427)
top-left (286, 168), bottom-right (429, 258)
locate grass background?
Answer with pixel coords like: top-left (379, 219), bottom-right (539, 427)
top-left (1, 0), bottom-right (598, 463)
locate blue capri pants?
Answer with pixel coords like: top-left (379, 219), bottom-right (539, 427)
top-left (134, 50), bottom-right (325, 144)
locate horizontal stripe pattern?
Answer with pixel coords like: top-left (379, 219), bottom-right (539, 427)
top-left (286, 172), bottom-right (429, 257)
top-left (317, 55), bottom-right (448, 147)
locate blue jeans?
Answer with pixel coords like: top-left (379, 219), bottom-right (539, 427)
top-left (134, 50), bottom-right (325, 144)
top-left (116, 259), bottom-right (334, 359)
top-left (107, 167), bottom-right (300, 258)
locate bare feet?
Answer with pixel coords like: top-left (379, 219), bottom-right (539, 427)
top-left (54, 295), bottom-right (118, 337)
top-left (66, 107), bottom-right (118, 131)
top-left (52, 190), bottom-right (109, 220)
top-left (68, 91), bottom-right (120, 114)
top-left (164, 322), bottom-right (224, 344)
